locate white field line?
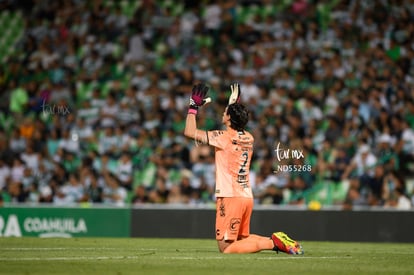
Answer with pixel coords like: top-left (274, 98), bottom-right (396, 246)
top-left (0, 255), bottom-right (351, 261)
top-left (163, 256), bottom-right (351, 260)
top-left (0, 247), bottom-right (118, 251)
top-left (0, 256), bottom-right (140, 261)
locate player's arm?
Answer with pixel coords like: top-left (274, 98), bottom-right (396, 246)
top-left (183, 83), bottom-right (211, 144)
top-left (184, 112), bottom-right (209, 144)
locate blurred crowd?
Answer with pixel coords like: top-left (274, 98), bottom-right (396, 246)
top-left (0, 0), bottom-right (414, 210)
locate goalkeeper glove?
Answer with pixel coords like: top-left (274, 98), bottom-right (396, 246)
top-left (228, 82), bottom-right (241, 105)
top-left (188, 83), bottom-right (211, 115)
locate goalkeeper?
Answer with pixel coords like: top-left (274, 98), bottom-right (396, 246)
top-left (184, 83), bottom-right (304, 254)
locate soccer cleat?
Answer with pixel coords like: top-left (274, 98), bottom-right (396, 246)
top-left (271, 232), bottom-right (304, 255)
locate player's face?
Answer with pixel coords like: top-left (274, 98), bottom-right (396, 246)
top-left (222, 107), bottom-right (230, 125)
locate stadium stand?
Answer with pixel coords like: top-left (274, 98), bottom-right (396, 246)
top-left (0, 0), bottom-right (413, 210)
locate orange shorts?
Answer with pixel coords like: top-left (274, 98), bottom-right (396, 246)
top-left (215, 197), bottom-right (253, 241)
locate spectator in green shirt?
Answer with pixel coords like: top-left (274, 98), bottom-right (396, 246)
top-left (9, 80), bottom-right (28, 115)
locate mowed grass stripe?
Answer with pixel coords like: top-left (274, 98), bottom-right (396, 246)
top-left (1, 238), bottom-right (414, 275)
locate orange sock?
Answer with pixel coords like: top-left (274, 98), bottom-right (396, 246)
top-left (223, 234), bottom-right (274, 254)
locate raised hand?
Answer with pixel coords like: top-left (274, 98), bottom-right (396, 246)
top-left (229, 82), bottom-right (241, 105)
top-left (189, 83), bottom-right (211, 113)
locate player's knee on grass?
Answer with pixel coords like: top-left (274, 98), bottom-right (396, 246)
top-left (217, 239), bottom-right (232, 253)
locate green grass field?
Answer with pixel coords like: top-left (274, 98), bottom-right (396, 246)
top-left (1, 238), bottom-right (414, 275)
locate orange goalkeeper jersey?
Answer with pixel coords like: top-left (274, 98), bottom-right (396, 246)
top-left (207, 128), bottom-right (254, 198)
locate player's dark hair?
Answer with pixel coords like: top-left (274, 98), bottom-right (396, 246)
top-left (227, 103), bottom-right (249, 131)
